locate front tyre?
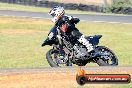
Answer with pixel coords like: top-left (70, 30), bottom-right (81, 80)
top-left (95, 46), bottom-right (118, 66)
top-left (46, 49), bottom-right (59, 67)
top-left (46, 49), bottom-right (71, 67)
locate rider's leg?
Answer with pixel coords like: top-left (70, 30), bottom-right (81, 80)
top-left (71, 30), bottom-right (94, 52)
top-left (78, 35), bottom-right (94, 52)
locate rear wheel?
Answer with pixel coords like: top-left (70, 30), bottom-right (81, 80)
top-left (95, 46), bottom-right (118, 66)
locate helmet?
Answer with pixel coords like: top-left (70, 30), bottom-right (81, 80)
top-left (49, 6), bottom-right (65, 23)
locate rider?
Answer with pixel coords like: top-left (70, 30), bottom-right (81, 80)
top-left (43, 6), bottom-right (94, 58)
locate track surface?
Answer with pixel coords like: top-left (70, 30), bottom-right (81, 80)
top-left (0, 10), bottom-right (132, 23)
top-left (0, 67), bottom-right (132, 88)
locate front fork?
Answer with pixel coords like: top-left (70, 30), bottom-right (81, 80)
top-left (57, 28), bottom-right (62, 45)
top-left (53, 44), bottom-right (72, 66)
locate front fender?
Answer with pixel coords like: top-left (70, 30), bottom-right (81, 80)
top-left (41, 37), bottom-right (58, 47)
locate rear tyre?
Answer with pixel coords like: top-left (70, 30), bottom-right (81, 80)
top-left (96, 46), bottom-right (118, 66)
top-left (97, 59), bottom-right (109, 66)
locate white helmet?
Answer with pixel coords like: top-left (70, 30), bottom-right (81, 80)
top-left (49, 6), bottom-right (65, 23)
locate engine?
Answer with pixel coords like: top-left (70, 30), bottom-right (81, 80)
top-left (62, 38), bottom-right (89, 66)
top-left (63, 38), bottom-right (73, 50)
top-left (73, 44), bottom-right (88, 60)
top-left (62, 36), bottom-right (88, 60)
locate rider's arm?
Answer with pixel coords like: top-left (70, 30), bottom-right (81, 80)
top-left (57, 16), bottom-right (80, 28)
top-left (71, 17), bottom-right (80, 24)
top-left (68, 16), bottom-right (80, 24)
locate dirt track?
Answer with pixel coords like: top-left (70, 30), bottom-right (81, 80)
top-left (0, 67), bottom-right (132, 88)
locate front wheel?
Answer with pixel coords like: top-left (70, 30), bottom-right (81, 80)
top-left (46, 49), bottom-right (72, 67)
top-left (95, 46), bottom-right (118, 66)
top-left (46, 49), bottom-right (59, 67)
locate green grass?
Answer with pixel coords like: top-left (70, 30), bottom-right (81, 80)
top-left (0, 16), bottom-right (132, 68)
top-left (0, 17), bottom-right (52, 68)
top-left (0, 2), bottom-right (130, 16)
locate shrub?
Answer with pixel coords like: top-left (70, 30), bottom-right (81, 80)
top-left (109, 0), bottom-right (132, 14)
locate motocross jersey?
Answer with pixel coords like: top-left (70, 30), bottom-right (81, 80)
top-left (44, 15), bottom-right (94, 54)
top-left (56, 15), bottom-right (80, 33)
top-left (48, 15), bottom-right (81, 40)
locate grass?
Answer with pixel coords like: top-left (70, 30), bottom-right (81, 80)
top-left (0, 16), bottom-right (132, 68)
top-left (0, 2), bottom-right (130, 16)
top-left (0, 17), bottom-right (52, 68)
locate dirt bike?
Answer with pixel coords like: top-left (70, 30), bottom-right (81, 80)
top-left (42, 26), bottom-right (118, 67)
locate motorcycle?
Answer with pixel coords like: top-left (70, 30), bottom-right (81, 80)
top-left (42, 26), bottom-right (118, 67)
